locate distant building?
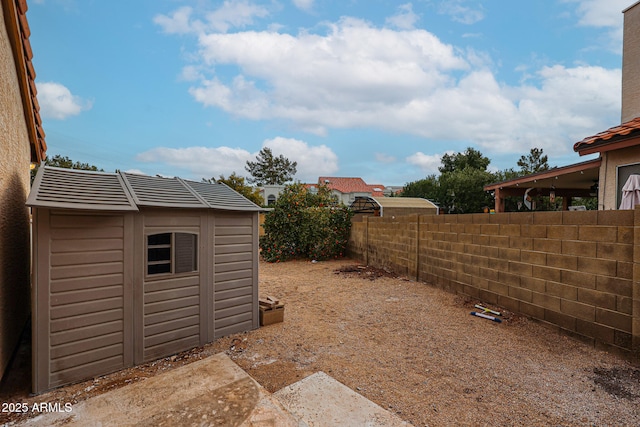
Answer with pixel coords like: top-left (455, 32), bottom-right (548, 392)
top-left (258, 177), bottom-right (392, 206)
top-left (318, 177), bottom-right (385, 205)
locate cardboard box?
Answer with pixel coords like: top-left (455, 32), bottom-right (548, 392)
top-left (260, 304), bottom-right (284, 326)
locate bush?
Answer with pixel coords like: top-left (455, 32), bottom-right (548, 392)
top-left (260, 183), bottom-right (353, 262)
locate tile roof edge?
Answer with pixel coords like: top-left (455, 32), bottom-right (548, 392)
top-left (4, 0), bottom-right (46, 163)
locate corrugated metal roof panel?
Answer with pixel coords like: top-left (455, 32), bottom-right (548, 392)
top-left (372, 197), bottom-right (438, 209)
top-left (28, 167), bottom-right (264, 212)
top-left (27, 167), bottom-right (138, 211)
top-left (121, 173), bottom-right (208, 208)
top-left (183, 180), bottom-right (263, 211)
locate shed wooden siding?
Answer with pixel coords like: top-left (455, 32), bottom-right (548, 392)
top-left (34, 210), bottom-right (133, 391)
top-left (214, 213), bottom-right (259, 338)
top-left (140, 213), bottom-right (206, 362)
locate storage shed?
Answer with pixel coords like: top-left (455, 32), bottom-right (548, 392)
top-left (350, 196), bottom-right (439, 220)
top-left (27, 166), bottom-right (264, 393)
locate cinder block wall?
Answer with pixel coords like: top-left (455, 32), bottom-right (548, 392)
top-left (348, 210), bottom-right (638, 355)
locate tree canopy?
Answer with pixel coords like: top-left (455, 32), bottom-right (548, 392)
top-left (260, 183), bottom-right (352, 262)
top-left (43, 154), bottom-right (102, 171)
top-left (400, 146), bottom-right (597, 213)
top-left (517, 148), bottom-right (549, 175)
top-left (207, 172), bottom-right (264, 206)
top-left (31, 154), bottom-right (102, 182)
top-left (245, 147), bottom-right (297, 186)
top-left (402, 147), bottom-right (494, 213)
top-left (439, 147), bottom-right (490, 174)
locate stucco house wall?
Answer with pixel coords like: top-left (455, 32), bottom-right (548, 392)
top-left (622, 1), bottom-right (640, 123)
top-left (0, 0), bottom-right (33, 380)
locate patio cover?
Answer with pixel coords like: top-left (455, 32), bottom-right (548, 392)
top-left (484, 158), bottom-right (601, 212)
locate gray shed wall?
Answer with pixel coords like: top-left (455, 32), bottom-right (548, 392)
top-left (33, 207), bottom-right (259, 393)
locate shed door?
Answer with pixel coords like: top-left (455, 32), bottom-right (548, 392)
top-left (34, 210), bottom-right (133, 392)
top-left (138, 214), bottom-right (205, 363)
top-left (214, 213), bottom-right (259, 338)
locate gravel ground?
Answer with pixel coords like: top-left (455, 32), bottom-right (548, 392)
top-left (2, 258), bottom-right (640, 426)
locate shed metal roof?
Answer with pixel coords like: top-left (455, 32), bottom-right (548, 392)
top-left (27, 167), bottom-right (137, 211)
top-left (121, 173), bottom-right (208, 209)
top-left (183, 180), bottom-right (262, 211)
top-left (350, 196), bottom-right (439, 214)
top-left (27, 167), bottom-right (263, 212)
top-left (372, 197), bottom-right (438, 209)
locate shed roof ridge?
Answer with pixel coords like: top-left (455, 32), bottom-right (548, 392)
top-left (175, 176), bottom-right (211, 207)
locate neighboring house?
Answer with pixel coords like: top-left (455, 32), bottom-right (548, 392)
top-left (0, 0), bottom-right (47, 381)
top-left (573, 119), bottom-right (640, 210)
top-left (259, 184), bottom-right (286, 206)
top-left (486, 1), bottom-right (640, 212)
top-left (571, 1), bottom-right (640, 210)
top-left (28, 167), bottom-right (264, 392)
top-left (259, 177), bottom-right (389, 206)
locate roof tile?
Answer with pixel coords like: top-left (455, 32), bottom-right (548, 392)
top-left (574, 117), bottom-right (640, 152)
top-left (318, 177), bottom-right (384, 195)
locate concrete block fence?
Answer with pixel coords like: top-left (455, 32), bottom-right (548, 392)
top-left (347, 209), bottom-right (640, 357)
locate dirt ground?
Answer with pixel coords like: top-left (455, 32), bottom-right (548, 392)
top-left (2, 258), bottom-right (640, 426)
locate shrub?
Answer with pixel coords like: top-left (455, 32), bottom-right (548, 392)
top-left (260, 183), bottom-right (353, 262)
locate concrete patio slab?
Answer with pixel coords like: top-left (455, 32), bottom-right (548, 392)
top-left (17, 354), bottom-right (408, 426)
top-left (20, 353), bottom-right (299, 427)
top-left (273, 372), bottom-right (410, 427)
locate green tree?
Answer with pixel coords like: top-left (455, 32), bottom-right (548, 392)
top-left (31, 154), bottom-right (103, 182)
top-left (401, 174), bottom-right (439, 200)
top-left (260, 183), bottom-right (352, 262)
top-left (209, 172), bottom-right (264, 206)
top-left (401, 147), bottom-right (494, 213)
top-left (245, 147), bottom-right (297, 185)
top-left (439, 147), bottom-right (490, 174)
top-left (517, 148), bottom-right (549, 175)
top-left (439, 168), bottom-right (494, 213)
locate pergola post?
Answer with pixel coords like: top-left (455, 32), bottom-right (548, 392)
top-left (494, 187), bottom-right (504, 213)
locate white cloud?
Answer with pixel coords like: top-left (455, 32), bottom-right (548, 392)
top-left (568, 0), bottom-right (628, 28)
top-left (292, 0), bottom-right (314, 12)
top-left (37, 82), bottom-right (92, 120)
top-left (386, 3), bottom-right (419, 30)
top-left (157, 7), bottom-right (621, 161)
top-left (154, 1), bottom-right (269, 34)
top-left (566, 0), bottom-right (628, 52)
top-left (375, 153), bottom-right (396, 163)
top-left (153, 6), bottom-right (195, 34)
top-left (190, 17), bottom-right (468, 135)
top-left (438, 1), bottom-right (485, 25)
top-left (406, 152), bottom-right (448, 174)
top-left (262, 137), bottom-right (338, 182)
top-left (136, 146), bottom-right (253, 178)
top-left (205, 0), bottom-right (269, 33)
top-left (136, 137), bottom-right (338, 183)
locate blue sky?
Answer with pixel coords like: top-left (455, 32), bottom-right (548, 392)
top-left (29, 0), bottom-right (629, 186)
